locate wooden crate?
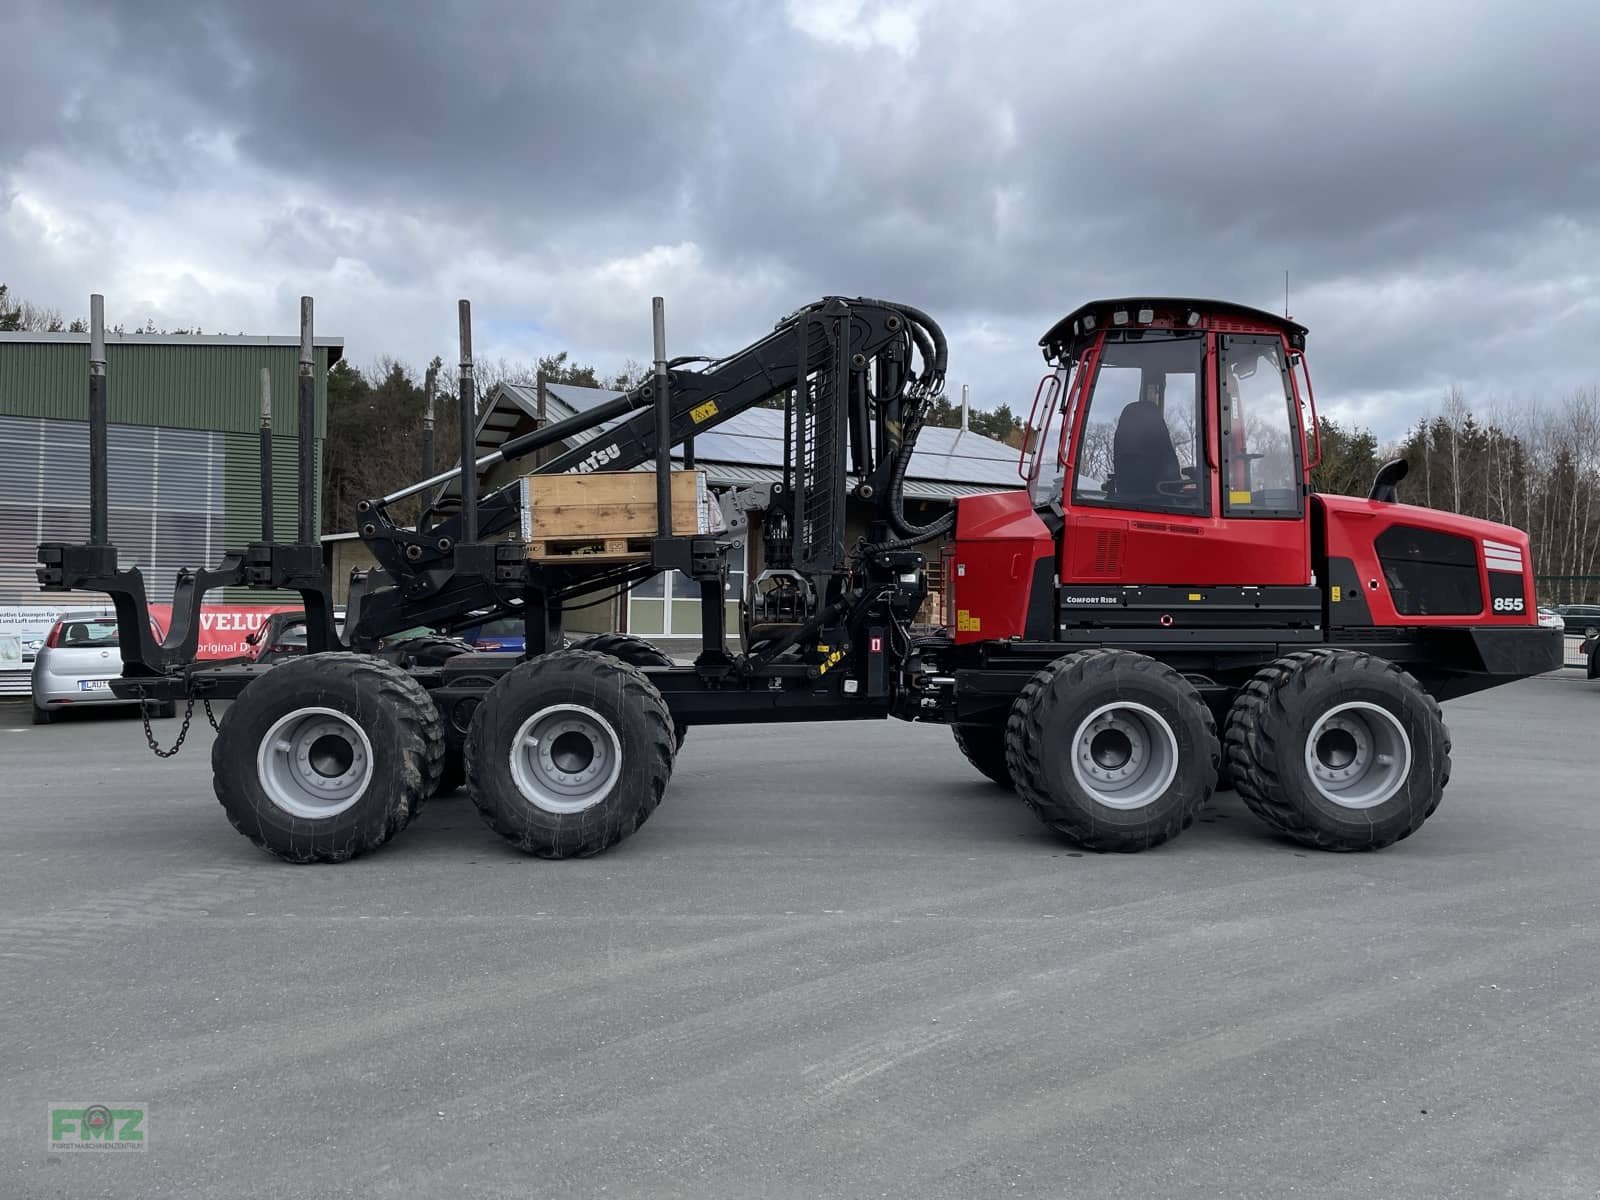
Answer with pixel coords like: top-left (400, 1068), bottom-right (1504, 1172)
top-left (518, 471), bottom-right (704, 561)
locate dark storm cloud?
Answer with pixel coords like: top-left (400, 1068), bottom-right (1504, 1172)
top-left (5, 0), bottom-right (1599, 436)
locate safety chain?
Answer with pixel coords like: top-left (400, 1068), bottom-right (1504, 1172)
top-left (139, 695), bottom-right (220, 759)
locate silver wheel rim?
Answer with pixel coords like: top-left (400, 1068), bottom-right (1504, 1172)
top-left (257, 706), bottom-right (375, 820)
top-left (508, 703), bottom-right (623, 814)
top-left (1303, 701), bottom-right (1412, 809)
top-left (1069, 701), bottom-right (1179, 810)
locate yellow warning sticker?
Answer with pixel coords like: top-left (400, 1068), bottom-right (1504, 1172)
top-left (1331, 585), bottom-right (1342, 602)
top-left (690, 399), bottom-right (719, 424)
top-left (957, 609), bottom-right (982, 633)
top-left (1230, 490), bottom-right (1253, 505)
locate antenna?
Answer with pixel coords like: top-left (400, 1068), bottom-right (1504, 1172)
top-left (1284, 269), bottom-right (1290, 320)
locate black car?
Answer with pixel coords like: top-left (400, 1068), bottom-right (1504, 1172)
top-left (246, 610), bottom-right (346, 664)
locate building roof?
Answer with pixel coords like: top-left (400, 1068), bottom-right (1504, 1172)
top-left (491, 380), bottom-right (1020, 488)
top-left (0, 331), bottom-right (344, 361)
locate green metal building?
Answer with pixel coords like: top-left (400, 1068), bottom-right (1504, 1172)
top-left (0, 332), bottom-right (341, 608)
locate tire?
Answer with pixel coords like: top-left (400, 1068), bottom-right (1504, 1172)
top-left (567, 634), bottom-right (686, 750)
top-left (32, 704), bottom-right (53, 725)
top-left (952, 722), bottom-right (1011, 787)
top-left (465, 649), bottom-right (674, 858)
top-left (1224, 650), bottom-right (1450, 851)
top-left (380, 635), bottom-right (475, 669)
top-left (1006, 649), bottom-right (1217, 852)
top-left (211, 653), bottom-right (444, 863)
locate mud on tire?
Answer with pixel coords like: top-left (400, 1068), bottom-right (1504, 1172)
top-left (1005, 649), bottom-right (1217, 852)
top-left (211, 653), bottom-right (444, 863)
top-left (1224, 649), bottom-right (1450, 851)
top-left (465, 649), bottom-right (675, 858)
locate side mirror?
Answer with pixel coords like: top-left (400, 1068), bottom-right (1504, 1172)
top-left (1369, 458), bottom-right (1409, 504)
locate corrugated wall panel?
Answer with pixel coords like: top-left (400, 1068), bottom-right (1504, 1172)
top-left (220, 432), bottom-right (321, 601)
top-left (0, 414), bottom-right (225, 605)
top-left (0, 343), bottom-right (332, 437)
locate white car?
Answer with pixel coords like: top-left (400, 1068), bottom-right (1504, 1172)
top-left (29, 610), bottom-right (174, 725)
top-left (1537, 608), bottom-right (1565, 631)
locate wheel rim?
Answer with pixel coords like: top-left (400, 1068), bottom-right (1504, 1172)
top-left (1303, 701), bottom-right (1412, 809)
top-left (1069, 702), bottom-right (1179, 810)
top-left (507, 703), bottom-right (622, 814)
top-left (257, 706), bottom-right (375, 820)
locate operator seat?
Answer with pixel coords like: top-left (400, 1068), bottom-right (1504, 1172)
top-left (1112, 400), bottom-right (1179, 500)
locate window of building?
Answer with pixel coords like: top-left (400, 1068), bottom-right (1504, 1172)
top-left (627, 538), bottom-right (746, 638)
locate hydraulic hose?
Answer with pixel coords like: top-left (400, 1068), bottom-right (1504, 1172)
top-left (852, 301), bottom-right (952, 544)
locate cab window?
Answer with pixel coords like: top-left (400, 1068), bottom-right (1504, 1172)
top-left (1219, 335), bottom-right (1301, 516)
top-left (1072, 332), bottom-right (1207, 515)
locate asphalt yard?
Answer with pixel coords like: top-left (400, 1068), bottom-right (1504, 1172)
top-left (3, 670), bottom-right (1598, 1199)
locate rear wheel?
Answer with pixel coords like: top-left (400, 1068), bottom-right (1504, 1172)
top-left (465, 650), bottom-right (674, 858)
top-left (1224, 650), bottom-right (1449, 851)
top-left (952, 722), bottom-right (1011, 787)
top-left (567, 634), bottom-right (686, 750)
top-left (1006, 649), bottom-right (1217, 852)
top-left (211, 654), bottom-right (443, 863)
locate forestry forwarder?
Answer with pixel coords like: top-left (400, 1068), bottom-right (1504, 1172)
top-left (36, 293), bottom-right (1560, 861)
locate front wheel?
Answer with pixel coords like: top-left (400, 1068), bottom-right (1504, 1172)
top-left (1006, 649), bottom-right (1217, 852)
top-left (466, 650), bottom-right (675, 858)
top-left (1224, 650), bottom-right (1450, 851)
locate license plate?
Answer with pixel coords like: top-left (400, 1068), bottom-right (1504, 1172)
top-left (78, 679), bottom-right (111, 692)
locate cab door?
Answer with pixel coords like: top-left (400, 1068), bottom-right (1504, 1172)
top-left (1060, 330), bottom-right (1217, 585)
top-left (1206, 333), bottom-right (1312, 586)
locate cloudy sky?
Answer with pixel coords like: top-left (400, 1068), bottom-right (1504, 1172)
top-left (4, 0), bottom-right (1598, 438)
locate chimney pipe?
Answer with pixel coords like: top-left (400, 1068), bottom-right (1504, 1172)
top-left (960, 383), bottom-right (970, 433)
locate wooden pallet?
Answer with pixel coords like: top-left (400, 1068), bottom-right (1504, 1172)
top-left (526, 535), bottom-right (654, 562)
top-left (521, 471), bottom-right (703, 542)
